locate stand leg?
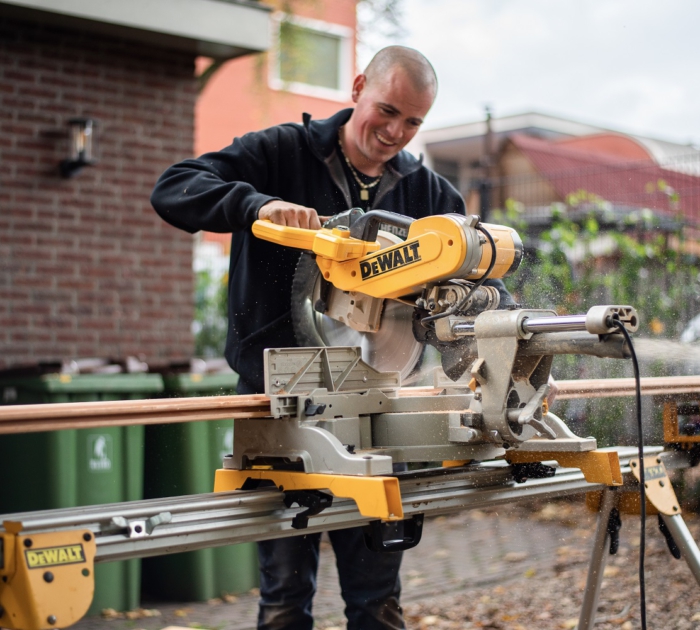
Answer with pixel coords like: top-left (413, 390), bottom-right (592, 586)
top-left (660, 513), bottom-right (700, 585)
top-left (578, 488), bottom-right (618, 630)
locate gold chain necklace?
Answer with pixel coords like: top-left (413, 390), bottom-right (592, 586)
top-left (338, 133), bottom-right (383, 201)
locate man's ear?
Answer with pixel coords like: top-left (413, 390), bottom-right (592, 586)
top-left (351, 74), bottom-right (366, 103)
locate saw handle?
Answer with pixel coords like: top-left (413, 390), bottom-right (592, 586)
top-left (252, 219), bottom-right (380, 261)
top-left (349, 210), bottom-right (415, 242)
top-left (251, 219), bottom-right (317, 250)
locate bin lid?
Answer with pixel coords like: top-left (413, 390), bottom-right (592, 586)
top-left (0, 373), bottom-right (164, 393)
top-left (162, 372), bottom-right (239, 394)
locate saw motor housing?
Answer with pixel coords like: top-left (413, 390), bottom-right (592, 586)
top-left (252, 210), bottom-right (522, 303)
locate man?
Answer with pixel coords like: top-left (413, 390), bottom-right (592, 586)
top-left (152, 46), bottom-right (505, 630)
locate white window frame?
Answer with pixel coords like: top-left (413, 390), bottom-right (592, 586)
top-left (268, 12), bottom-right (354, 102)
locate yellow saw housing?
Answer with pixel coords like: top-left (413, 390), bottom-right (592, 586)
top-left (252, 213), bottom-right (522, 299)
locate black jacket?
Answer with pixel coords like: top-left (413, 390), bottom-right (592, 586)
top-left (152, 108), bottom-right (485, 391)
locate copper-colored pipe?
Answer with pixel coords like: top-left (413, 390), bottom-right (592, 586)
top-left (554, 375), bottom-right (700, 400)
top-left (0, 377), bottom-right (698, 434)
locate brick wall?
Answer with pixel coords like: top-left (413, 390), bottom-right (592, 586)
top-left (0, 17), bottom-right (197, 369)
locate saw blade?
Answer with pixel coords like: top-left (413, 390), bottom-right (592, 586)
top-left (291, 230), bottom-right (424, 383)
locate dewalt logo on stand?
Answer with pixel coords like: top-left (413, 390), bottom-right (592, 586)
top-left (25, 544), bottom-right (86, 568)
top-left (360, 242), bottom-right (421, 280)
top-left (87, 433), bottom-right (113, 472)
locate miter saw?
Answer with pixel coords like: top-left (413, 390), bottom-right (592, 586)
top-left (215, 208), bottom-right (638, 529)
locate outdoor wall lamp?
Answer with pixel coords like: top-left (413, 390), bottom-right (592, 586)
top-left (60, 118), bottom-right (98, 178)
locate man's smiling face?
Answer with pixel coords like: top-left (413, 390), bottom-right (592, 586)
top-left (347, 65), bottom-right (435, 174)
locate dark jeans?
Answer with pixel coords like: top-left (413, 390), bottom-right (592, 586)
top-left (257, 528), bottom-right (404, 630)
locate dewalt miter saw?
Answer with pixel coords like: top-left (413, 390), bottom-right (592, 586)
top-left (215, 209), bottom-right (637, 530)
top-left (259, 208), bottom-right (523, 381)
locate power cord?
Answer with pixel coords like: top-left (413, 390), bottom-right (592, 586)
top-left (613, 319), bottom-right (647, 630)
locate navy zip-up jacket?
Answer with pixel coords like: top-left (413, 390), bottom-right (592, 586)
top-left (151, 108), bottom-right (502, 392)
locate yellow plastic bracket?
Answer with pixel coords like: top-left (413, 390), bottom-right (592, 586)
top-left (630, 456), bottom-right (681, 516)
top-left (0, 526), bottom-right (96, 630)
top-left (215, 469), bottom-right (404, 521)
top-left (506, 449), bottom-right (623, 486)
top-left (442, 460), bottom-right (471, 468)
top-left (251, 220), bottom-right (380, 261)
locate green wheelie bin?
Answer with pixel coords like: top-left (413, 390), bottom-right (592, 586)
top-left (0, 371), bottom-right (163, 614)
top-left (142, 370), bottom-right (259, 602)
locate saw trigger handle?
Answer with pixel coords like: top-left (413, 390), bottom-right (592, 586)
top-left (252, 219), bottom-right (380, 260)
top-left (251, 219), bottom-right (317, 250)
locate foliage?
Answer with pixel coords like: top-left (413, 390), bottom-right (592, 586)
top-left (491, 191), bottom-right (700, 446)
top-left (493, 191), bottom-right (700, 339)
top-left (357, 0), bottom-right (405, 41)
top-left (193, 270), bottom-right (228, 358)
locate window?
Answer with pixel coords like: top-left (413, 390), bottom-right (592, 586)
top-left (270, 13), bottom-right (353, 101)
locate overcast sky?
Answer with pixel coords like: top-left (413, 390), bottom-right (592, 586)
top-left (359, 0), bottom-right (700, 146)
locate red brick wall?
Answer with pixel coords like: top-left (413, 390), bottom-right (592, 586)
top-left (0, 17), bottom-right (197, 369)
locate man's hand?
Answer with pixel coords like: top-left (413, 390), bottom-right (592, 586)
top-left (258, 200), bottom-right (326, 230)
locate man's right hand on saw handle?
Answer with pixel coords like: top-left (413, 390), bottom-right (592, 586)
top-left (258, 200), bottom-right (330, 230)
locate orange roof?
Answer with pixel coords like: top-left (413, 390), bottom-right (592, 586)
top-left (555, 133), bottom-right (652, 162)
top-left (509, 133), bottom-right (700, 224)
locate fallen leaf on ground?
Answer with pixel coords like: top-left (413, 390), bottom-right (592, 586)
top-left (100, 608), bottom-right (123, 620)
top-left (174, 608), bottom-right (193, 618)
top-left (504, 551), bottom-right (528, 562)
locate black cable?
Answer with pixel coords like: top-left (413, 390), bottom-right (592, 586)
top-left (613, 320), bottom-right (647, 630)
top-left (421, 224), bottom-right (498, 326)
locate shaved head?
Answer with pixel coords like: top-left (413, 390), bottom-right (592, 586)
top-left (364, 46), bottom-right (437, 97)
top-left (342, 46), bottom-right (436, 176)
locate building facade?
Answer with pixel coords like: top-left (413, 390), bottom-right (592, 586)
top-left (0, 0), bottom-right (270, 369)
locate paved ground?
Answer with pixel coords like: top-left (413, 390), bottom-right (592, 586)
top-left (73, 500), bottom-right (592, 630)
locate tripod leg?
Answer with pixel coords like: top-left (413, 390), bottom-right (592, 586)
top-left (578, 488), bottom-right (618, 630)
top-left (659, 513), bottom-right (700, 585)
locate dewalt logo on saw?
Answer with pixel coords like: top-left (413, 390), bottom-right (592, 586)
top-left (25, 544), bottom-right (86, 569)
top-left (360, 242), bottom-right (421, 280)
